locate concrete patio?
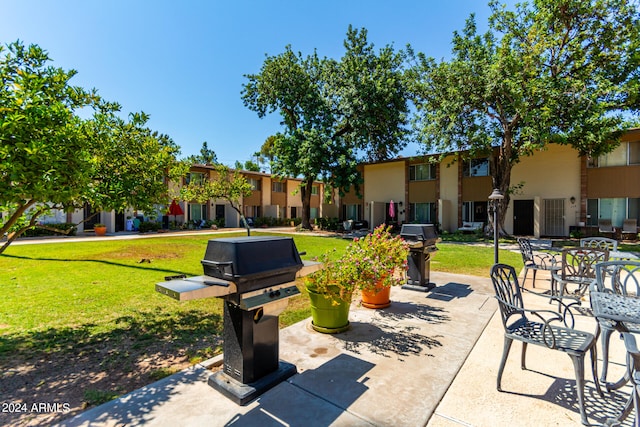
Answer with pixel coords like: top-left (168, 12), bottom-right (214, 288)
top-left (58, 269), bottom-right (635, 427)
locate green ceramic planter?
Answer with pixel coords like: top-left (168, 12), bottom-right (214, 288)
top-left (307, 287), bottom-right (350, 334)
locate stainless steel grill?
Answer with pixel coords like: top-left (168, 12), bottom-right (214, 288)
top-left (400, 224), bottom-right (438, 292)
top-left (156, 235), bottom-right (319, 405)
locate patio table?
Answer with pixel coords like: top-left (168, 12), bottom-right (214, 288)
top-left (610, 251), bottom-right (640, 261)
top-left (590, 291), bottom-right (640, 425)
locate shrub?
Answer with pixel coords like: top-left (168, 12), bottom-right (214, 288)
top-left (138, 221), bottom-right (161, 233)
top-left (316, 217), bottom-right (340, 231)
top-left (305, 225), bottom-right (410, 301)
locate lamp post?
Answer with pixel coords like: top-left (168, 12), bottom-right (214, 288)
top-left (488, 189), bottom-right (504, 264)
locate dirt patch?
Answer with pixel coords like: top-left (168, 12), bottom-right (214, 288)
top-left (0, 338), bottom-right (219, 426)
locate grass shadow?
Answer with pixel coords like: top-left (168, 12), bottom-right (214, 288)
top-left (1, 253), bottom-right (192, 276)
top-left (0, 308), bottom-right (223, 426)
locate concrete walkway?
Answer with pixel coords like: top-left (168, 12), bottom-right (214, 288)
top-left (57, 269), bottom-right (635, 427)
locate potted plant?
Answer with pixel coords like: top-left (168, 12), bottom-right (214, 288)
top-left (93, 223), bottom-right (107, 236)
top-left (304, 250), bottom-right (356, 334)
top-left (346, 225), bottom-right (410, 309)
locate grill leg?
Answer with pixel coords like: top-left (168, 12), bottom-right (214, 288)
top-left (221, 301), bottom-right (279, 383)
top-left (402, 251), bottom-right (435, 292)
top-left (208, 301), bottom-right (296, 405)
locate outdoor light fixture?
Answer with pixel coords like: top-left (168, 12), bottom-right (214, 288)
top-left (488, 189), bottom-right (504, 264)
top-left (570, 196), bottom-right (576, 204)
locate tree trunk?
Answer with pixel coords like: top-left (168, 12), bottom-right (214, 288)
top-left (0, 229), bottom-right (23, 254)
top-left (0, 200), bottom-right (36, 237)
top-left (227, 200), bottom-right (250, 236)
top-left (300, 177), bottom-right (314, 230)
top-left (488, 132), bottom-right (514, 237)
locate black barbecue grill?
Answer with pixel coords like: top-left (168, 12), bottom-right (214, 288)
top-left (156, 236), bottom-right (320, 405)
top-left (400, 224), bottom-right (438, 292)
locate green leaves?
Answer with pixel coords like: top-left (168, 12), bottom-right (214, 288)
top-left (177, 164), bottom-right (251, 220)
top-left (408, 0), bottom-right (639, 231)
top-left (1, 41), bottom-right (96, 210)
top-left (242, 27), bottom-right (410, 228)
top-left (0, 41), bottom-right (182, 250)
top-left (412, 0), bottom-right (639, 160)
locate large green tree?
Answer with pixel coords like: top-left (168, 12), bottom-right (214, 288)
top-left (409, 0), bottom-right (640, 233)
top-left (87, 110), bottom-right (183, 213)
top-left (186, 141), bottom-right (218, 165)
top-left (178, 164), bottom-right (253, 233)
top-left (243, 26), bottom-right (409, 229)
top-left (0, 41), bottom-right (183, 253)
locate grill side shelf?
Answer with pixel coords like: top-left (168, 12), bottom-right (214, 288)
top-left (155, 261), bottom-right (322, 302)
top-left (297, 260), bottom-right (322, 277)
top-left (155, 276), bottom-right (237, 301)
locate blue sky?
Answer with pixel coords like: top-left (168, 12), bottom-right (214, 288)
top-left (1, 0), bottom-right (515, 166)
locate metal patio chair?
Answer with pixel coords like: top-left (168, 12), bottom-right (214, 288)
top-left (517, 237), bottom-right (558, 288)
top-left (552, 247), bottom-right (609, 301)
top-left (598, 219), bottom-right (615, 238)
top-left (592, 261), bottom-right (640, 383)
top-left (620, 332), bottom-right (640, 427)
top-left (580, 236), bottom-right (618, 252)
top-left (490, 263), bottom-right (602, 425)
top-left (622, 219), bottom-right (638, 241)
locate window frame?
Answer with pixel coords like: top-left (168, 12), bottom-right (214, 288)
top-left (272, 181), bottom-right (285, 193)
top-left (409, 163), bottom-right (436, 181)
top-left (248, 178), bottom-right (261, 191)
top-left (409, 202), bottom-right (435, 223)
top-left (185, 172), bottom-right (205, 185)
top-left (463, 158), bottom-right (490, 177)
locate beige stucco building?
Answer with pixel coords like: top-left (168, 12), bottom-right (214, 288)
top-left (339, 129), bottom-right (640, 238)
top-left (66, 129), bottom-right (640, 238)
top-left (72, 166), bottom-right (329, 233)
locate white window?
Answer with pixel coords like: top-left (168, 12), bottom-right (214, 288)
top-left (244, 206), bottom-right (261, 218)
top-left (590, 141), bottom-right (640, 167)
top-left (311, 185), bottom-right (319, 195)
top-left (186, 172), bottom-right (204, 185)
top-left (409, 163), bottom-right (436, 181)
top-left (343, 204), bottom-right (361, 221)
top-left (188, 204), bottom-right (207, 221)
top-left (310, 207), bottom-right (319, 219)
top-left (410, 202), bottom-right (435, 223)
top-left (248, 178), bottom-right (261, 191)
top-left (600, 198), bottom-right (627, 227)
top-left (598, 144), bottom-right (627, 167)
top-left (272, 182), bottom-right (285, 193)
top-left (462, 201), bottom-right (488, 222)
top-left (463, 158), bottom-right (489, 177)
top-left (587, 198), bottom-right (639, 227)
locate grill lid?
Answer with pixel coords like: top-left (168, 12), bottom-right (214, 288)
top-left (201, 236), bottom-right (303, 290)
top-left (400, 224), bottom-right (438, 245)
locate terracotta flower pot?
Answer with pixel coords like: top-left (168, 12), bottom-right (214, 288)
top-left (94, 226), bottom-right (107, 236)
top-left (361, 285), bottom-right (391, 309)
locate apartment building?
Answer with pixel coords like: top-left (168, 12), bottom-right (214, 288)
top-left (64, 166), bottom-right (329, 233)
top-left (60, 128), bottom-right (640, 236)
top-left (339, 128), bottom-right (640, 238)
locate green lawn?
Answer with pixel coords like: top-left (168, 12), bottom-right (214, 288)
top-left (0, 232), bottom-right (349, 357)
top-left (2, 230), bottom-right (636, 412)
top-left (0, 230), bottom-right (527, 409)
top-left (0, 232), bottom-right (524, 358)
